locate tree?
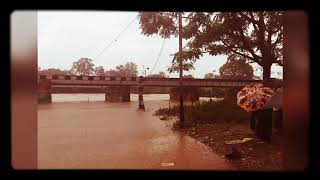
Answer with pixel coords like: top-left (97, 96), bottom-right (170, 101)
top-left (183, 74), bottom-right (194, 78)
top-left (115, 62), bottom-right (138, 77)
top-left (204, 72), bottom-right (220, 79)
top-left (219, 55), bottom-right (254, 80)
top-left (104, 62), bottom-right (138, 77)
top-left (62, 69), bottom-right (72, 75)
top-left (204, 70), bottom-right (221, 79)
top-left (105, 69), bottom-right (119, 76)
top-left (204, 73), bottom-right (214, 79)
top-left (148, 71), bottom-right (168, 78)
top-left (94, 66), bottom-right (105, 76)
top-left (138, 12), bottom-right (283, 80)
top-left (70, 58), bottom-right (95, 76)
top-left (38, 68), bottom-right (71, 75)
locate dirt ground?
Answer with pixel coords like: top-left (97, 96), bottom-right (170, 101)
top-left (180, 122), bottom-right (284, 171)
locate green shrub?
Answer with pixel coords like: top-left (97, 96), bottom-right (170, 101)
top-left (159, 116), bottom-right (169, 120)
top-left (153, 106), bottom-right (180, 116)
top-left (154, 96), bottom-right (251, 130)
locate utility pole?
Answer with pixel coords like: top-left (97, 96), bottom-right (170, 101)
top-left (178, 12), bottom-right (184, 127)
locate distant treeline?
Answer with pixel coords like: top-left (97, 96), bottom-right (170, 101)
top-left (38, 58), bottom-right (171, 78)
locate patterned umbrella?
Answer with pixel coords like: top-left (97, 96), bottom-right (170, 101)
top-left (237, 83), bottom-right (274, 112)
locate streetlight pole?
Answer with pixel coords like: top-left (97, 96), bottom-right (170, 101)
top-left (142, 65), bottom-right (149, 77)
top-left (178, 12), bottom-right (184, 127)
top-left (142, 65), bottom-right (145, 77)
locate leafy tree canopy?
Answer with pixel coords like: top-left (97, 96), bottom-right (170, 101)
top-left (219, 54), bottom-right (254, 80)
top-left (94, 66), bottom-right (105, 76)
top-left (70, 57), bottom-right (95, 76)
top-left (138, 11), bottom-right (283, 79)
top-left (115, 62), bottom-right (138, 77)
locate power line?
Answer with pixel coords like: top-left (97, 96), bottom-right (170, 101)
top-left (148, 38), bottom-right (166, 76)
top-left (93, 17), bottom-right (137, 61)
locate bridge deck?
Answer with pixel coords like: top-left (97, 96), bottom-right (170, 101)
top-left (38, 75), bottom-right (261, 88)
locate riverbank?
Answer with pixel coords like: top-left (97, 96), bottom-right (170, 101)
top-left (153, 98), bottom-right (284, 171)
top-left (179, 122), bottom-right (284, 171)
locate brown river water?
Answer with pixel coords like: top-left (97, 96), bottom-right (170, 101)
top-left (38, 94), bottom-right (229, 170)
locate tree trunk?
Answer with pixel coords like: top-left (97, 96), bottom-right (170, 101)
top-left (262, 64), bottom-right (272, 80)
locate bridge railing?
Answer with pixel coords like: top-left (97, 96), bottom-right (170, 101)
top-left (38, 75), bottom-right (264, 87)
top-left (38, 75), bottom-right (261, 82)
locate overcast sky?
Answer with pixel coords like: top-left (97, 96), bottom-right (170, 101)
top-left (38, 11), bottom-right (283, 78)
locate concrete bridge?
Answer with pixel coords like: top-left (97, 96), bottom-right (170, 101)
top-left (38, 74), bottom-right (262, 109)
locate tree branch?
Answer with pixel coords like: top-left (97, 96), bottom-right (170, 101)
top-left (275, 59), bottom-right (283, 66)
top-left (189, 48), bottom-right (257, 64)
top-left (248, 12), bottom-right (259, 32)
top-left (272, 30), bottom-right (283, 46)
top-left (267, 25), bottom-right (272, 45)
top-left (228, 48), bottom-right (258, 63)
top-left (255, 12), bottom-right (267, 55)
top-left (223, 31), bottom-right (262, 62)
top-left (271, 26), bottom-right (282, 34)
top-left (258, 12), bottom-right (266, 31)
top-left (220, 38), bottom-right (258, 63)
top-left (161, 12), bottom-right (189, 19)
top-left (239, 12), bottom-right (258, 25)
top-left (161, 12), bottom-right (177, 18)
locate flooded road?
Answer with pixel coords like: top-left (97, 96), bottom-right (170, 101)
top-left (38, 94), bottom-right (229, 169)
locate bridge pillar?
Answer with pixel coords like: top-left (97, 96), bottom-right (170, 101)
top-left (120, 86), bottom-right (130, 102)
top-left (170, 87), bottom-right (200, 102)
top-left (38, 79), bottom-right (52, 103)
top-left (138, 76), bottom-right (145, 110)
top-left (105, 86), bottom-right (130, 102)
top-left (138, 86), bottom-right (145, 110)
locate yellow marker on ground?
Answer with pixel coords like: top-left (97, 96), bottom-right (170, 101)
top-left (225, 138), bottom-right (255, 144)
top-left (161, 162), bottom-right (175, 166)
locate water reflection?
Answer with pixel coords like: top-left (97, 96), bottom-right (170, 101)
top-left (52, 93), bottom-right (220, 102)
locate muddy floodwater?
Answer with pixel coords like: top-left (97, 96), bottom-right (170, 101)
top-left (38, 94), bottom-right (229, 169)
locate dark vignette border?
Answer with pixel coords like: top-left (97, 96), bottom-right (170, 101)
top-left (2, 0), bottom-right (319, 178)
